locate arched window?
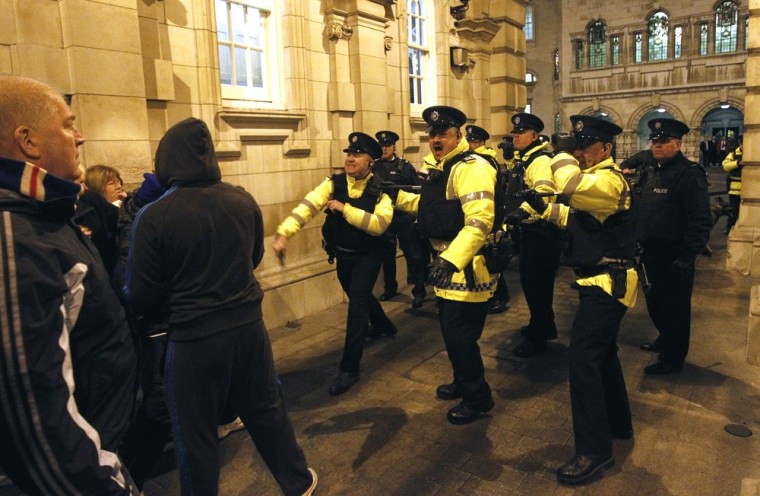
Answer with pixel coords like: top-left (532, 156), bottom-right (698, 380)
top-left (553, 49), bottom-right (559, 80)
top-left (588, 20), bottom-right (607, 68)
top-left (648, 11), bottom-right (668, 61)
top-left (715, 0), bottom-right (739, 53)
top-left (408, 0), bottom-right (436, 107)
top-left (525, 71), bottom-right (538, 85)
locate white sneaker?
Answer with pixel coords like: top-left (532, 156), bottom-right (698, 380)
top-left (217, 417), bottom-right (245, 440)
top-left (302, 468), bottom-right (318, 496)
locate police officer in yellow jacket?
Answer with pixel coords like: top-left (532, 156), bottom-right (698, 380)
top-left (273, 132), bottom-right (395, 396)
top-left (395, 106), bottom-right (499, 425)
top-left (504, 113), bottom-right (561, 357)
top-left (526, 116), bottom-right (637, 485)
top-left (722, 137), bottom-right (743, 234)
top-left (467, 125), bottom-right (511, 314)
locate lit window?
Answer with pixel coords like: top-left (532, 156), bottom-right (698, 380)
top-left (648, 11), bottom-right (668, 61)
top-left (746, 17), bottom-right (749, 50)
top-left (554, 113), bottom-right (561, 133)
top-left (408, 0), bottom-right (436, 107)
top-left (634, 32), bottom-right (643, 63)
top-left (553, 49), bottom-right (560, 80)
top-left (525, 6), bottom-right (534, 41)
top-left (674, 26), bottom-right (682, 58)
top-left (588, 20), bottom-right (607, 68)
top-left (715, 0), bottom-right (739, 53)
top-left (611, 35), bottom-right (620, 65)
top-left (525, 72), bottom-right (538, 85)
top-left (700, 22), bottom-right (709, 55)
top-left (575, 40), bottom-right (584, 70)
top-left (216, 0), bottom-right (280, 103)
top-left (525, 101), bottom-right (532, 114)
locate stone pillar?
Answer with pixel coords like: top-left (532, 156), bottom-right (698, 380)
top-left (728, 0), bottom-right (760, 365)
top-left (487, 0), bottom-right (527, 138)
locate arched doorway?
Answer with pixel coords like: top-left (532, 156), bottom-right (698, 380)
top-left (701, 106), bottom-right (744, 164)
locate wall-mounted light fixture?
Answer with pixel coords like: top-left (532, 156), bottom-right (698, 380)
top-left (450, 0), bottom-right (469, 20)
top-left (451, 47), bottom-right (469, 68)
top-left (720, 103), bottom-right (731, 109)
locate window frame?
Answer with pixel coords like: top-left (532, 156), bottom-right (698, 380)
top-left (407, 0), bottom-right (437, 110)
top-left (715, 0), bottom-right (739, 53)
top-left (525, 5), bottom-right (534, 41)
top-left (588, 20), bottom-right (607, 68)
top-left (647, 11), bottom-right (669, 62)
top-left (215, 0), bottom-right (283, 107)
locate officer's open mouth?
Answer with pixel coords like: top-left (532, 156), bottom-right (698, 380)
top-left (433, 144), bottom-right (443, 152)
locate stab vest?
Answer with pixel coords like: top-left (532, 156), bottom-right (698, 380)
top-left (321, 172), bottom-right (383, 253)
top-left (561, 168), bottom-right (636, 267)
top-left (504, 147), bottom-right (552, 215)
top-left (417, 152), bottom-right (472, 241)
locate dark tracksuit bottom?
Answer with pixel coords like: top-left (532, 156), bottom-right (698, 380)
top-left (569, 286), bottom-right (632, 457)
top-left (164, 320), bottom-right (311, 496)
top-left (335, 250), bottom-right (396, 373)
top-left (518, 222), bottom-right (561, 340)
top-left (642, 249), bottom-right (695, 367)
top-left (381, 214), bottom-right (427, 298)
top-left (439, 299), bottom-right (493, 408)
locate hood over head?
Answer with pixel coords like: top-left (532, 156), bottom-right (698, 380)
top-left (155, 118), bottom-right (222, 187)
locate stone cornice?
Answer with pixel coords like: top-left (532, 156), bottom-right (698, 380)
top-left (454, 18), bottom-right (501, 42)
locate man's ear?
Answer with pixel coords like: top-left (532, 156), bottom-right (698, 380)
top-left (13, 126), bottom-right (41, 160)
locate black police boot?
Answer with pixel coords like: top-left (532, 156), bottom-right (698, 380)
top-left (488, 299), bottom-right (510, 314)
top-left (639, 337), bottom-right (663, 352)
top-left (435, 383), bottom-right (462, 400)
top-left (328, 372), bottom-right (360, 395)
top-left (366, 321), bottom-right (398, 339)
top-left (513, 339), bottom-right (548, 358)
top-left (446, 399), bottom-right (495, 425)
top-left (378, 287), bottom-right (398, 301)
top-left (557, 454), bottom-right (614, 485)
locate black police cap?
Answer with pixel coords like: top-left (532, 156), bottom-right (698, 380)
top-left (648, 118), bottom-right (690, 140)
top-left (343, 132), bottom-right (383, 160)
top-left (510, 113), bottom-right (544, 133)
top-left (465, 125), bottom-right (490, 142)
top-left (422, 105), bottom-right (467, 132)
top-left (570, 115), bottom-right (622, 146)
top-left (375, 130), bottom-right (400, 145)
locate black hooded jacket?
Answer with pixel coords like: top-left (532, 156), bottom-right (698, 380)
top-left (126, 118), bottom-right (265, 341)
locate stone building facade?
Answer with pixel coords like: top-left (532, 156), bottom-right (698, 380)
top-left (0, 0), bottom-right (526, 328)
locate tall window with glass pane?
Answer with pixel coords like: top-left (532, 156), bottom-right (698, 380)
top-left (216, 0), bottom-right (266, 90)
top-left (575, 40), bottom-right (584, 70)
top-left (588, 20), bottom-right (607, 68)
top-left (700, 23), bottom-right (709, 55)
top-left (674, 26), bottom-right (682, 58)
top-left (553, 49), bottom-right (560, 80)
top-left (634, 32), bottom-right (643, 63)
top-left (408, 0), bottom-right (427, 105)
top-left (525, 6), bottom-right (534, 41)
top-left (648, 11), bottom-right (668, 61)
top-left (746, 17), bottom-right (749, 50)
top-left (611, 35), bottom-right (619, 65)
top-left (715, 0), bottom-right (739, 53)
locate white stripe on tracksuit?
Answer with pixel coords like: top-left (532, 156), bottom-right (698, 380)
top-left (0, 211), bottom-right (129, 494)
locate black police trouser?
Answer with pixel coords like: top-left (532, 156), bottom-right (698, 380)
top-left (727, 194), bottom-right (740, 231)
top-left (642, 249), bottom-right (695, 366)
top-left (518, 223), bottom-right (561, 340)
top-left (381, 215), bottom-right (426, 297)
top-left (569, 285), bottom-right (631, 457)
top-left (490, 273), bottom-right (510, 304)
top-left (438, 298), bottom-right (493, 408)
top-left (164, 321), bottom-right (312, 496)
top-left (336, 250), bottom-right (395, 373)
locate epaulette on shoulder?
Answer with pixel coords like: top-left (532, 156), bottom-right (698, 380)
top-left (461, 154), bottom-right (477, 163)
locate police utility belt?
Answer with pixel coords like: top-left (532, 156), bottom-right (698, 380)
top-left (573, 257), bottom-right (633, 299)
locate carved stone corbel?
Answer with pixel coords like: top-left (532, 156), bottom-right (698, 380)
top-left (325, 22), bottom-right (353, 41)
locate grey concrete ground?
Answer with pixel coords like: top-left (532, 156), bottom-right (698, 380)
top-left (139, 169), bottom-right (760, 496)
top-left (2, 169), bottom-right (757, 495)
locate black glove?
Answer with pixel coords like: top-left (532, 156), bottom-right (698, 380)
top-left (426, 257), bottom-right (458, 287)
top-left (522, 189), bottom-right (547, 214)
top-left (668, 257), bottom-right (695, 279)
top-left (505, 208), bottom-right (530, 226)
top-left (498, 138), bottom-right (514, 161)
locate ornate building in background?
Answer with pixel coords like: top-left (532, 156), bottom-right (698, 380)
top-left (526, 0), bottom-right (748, 161)
top-left (0, 0), bottom-right (525, 327)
